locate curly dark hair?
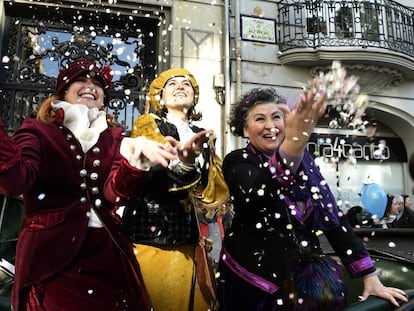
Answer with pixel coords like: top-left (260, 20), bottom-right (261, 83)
top-left (229, 88), bottom-right (286, 137)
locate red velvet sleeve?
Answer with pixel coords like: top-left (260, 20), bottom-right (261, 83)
top-left (0, 117), bottom-right (40, 196)
top-left (0, 117), bottom-right (21, 173)
top-left (103, 135), bottom-right (147, 205)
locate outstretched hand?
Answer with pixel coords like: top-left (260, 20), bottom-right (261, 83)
top-left (165, 129), bottom-right (214, 164)
top-left (361, 274), bottom-right (408, 307)
top-left (120, 136), bottom-right (177, 169)
top-left (280, 88), bottom-right (326, 156)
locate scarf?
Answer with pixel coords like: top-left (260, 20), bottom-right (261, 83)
top-left (51, 101), bottom-right (108, 153)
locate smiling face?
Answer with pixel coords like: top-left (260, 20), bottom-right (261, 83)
top-left (390, 197), bottom-right (401, 215)
top-left (63, 76), bottom-right (105, 109)
top-left (161, 76), bottom-right (195, 117)
top-left (243, 102), bottom-right (286, 156)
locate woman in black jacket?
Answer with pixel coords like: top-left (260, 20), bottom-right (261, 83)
top-left (217, 87), bottom-right (407, 311)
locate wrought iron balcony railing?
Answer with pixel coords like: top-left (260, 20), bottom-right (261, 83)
top-left (277, 0), bottom-right (414, 59)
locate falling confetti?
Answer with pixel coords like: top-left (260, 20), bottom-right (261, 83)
top-left (307, 61), bottom-right (369, 131)
top-left (388, 241), bottom-right (396, 248)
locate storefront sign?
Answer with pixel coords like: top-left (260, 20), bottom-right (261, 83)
top-left (308, 133), bottom-right (407, 162)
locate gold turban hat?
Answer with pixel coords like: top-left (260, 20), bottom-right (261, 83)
top-left (147, 68), bottom-right (199, 112)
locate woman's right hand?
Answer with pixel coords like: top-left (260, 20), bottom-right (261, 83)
top-left (120, 136), bottom-right (177, 169)
top-left (281, 88), bottom-right (326, 156)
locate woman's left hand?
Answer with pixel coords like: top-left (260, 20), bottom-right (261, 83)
top-left (120, 136), bottom-right (177, 169)
top-left (165, 129), bottom-right (214, 164)
top-left (361, 274), bottom-right (408, 307)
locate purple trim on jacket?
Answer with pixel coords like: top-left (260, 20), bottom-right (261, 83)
top-left (247, 144), bottom-right (340, 231)
top-left (221, 246), bottom-right (279, 294)
top-left (348, 257), bottom-right (375, 277)
top-left (284, 196), bottom-right (313, 226)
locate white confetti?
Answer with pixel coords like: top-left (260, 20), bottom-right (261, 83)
top-left (388, 242), bottom-right (396, 248)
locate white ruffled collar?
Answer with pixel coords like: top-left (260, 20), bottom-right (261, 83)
top-left (52, 101), bottom-right (108, 153)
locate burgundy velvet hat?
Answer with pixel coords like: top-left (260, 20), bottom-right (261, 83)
top-left (56, 58), bottom-right (113, 105)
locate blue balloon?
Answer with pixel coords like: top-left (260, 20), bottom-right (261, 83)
top-left (360, 183), bottom-right (387, 218)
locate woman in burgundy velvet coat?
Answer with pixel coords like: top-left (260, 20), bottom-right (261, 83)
top-left (0, 58), bottom-right (180, 311)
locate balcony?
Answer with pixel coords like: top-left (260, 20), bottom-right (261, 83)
top-left (277, 0), bottom-right (414, 90)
